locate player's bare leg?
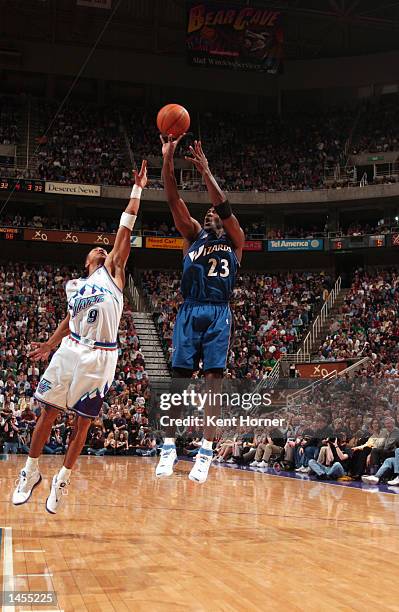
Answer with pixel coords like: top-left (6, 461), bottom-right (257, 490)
top-left (189, 372), bottom-right (222, 484)
top-left (46, 415), bottom-right (92, 514)
top-left (12, 405), bottom-right (59, 505)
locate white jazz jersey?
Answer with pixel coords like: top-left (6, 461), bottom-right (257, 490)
top-left (35, 266), bottom-right (123, 418)
top-left (66, 265), bottom-right (123, 343)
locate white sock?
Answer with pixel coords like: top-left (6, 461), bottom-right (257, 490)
top-left (57, 466), bottom-right (72, 483)
top-left (25, 456), bottom-right (39, 473)
top-left (201, 439), bottom-right (213, 451)
top-left (164, 438), bottom-right (175, 446)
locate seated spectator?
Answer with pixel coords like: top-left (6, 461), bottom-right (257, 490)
top-left (362, 447), bottom-right (399, 486)
top-left (368, 417), bottom-right (399, 471)
top-left (249, 426), bottom-right (285, 468)
top-left (308, 436), bottom-right (352, 480)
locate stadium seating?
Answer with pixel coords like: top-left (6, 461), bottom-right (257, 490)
top-left (316, 268), bottom-right (399, 377)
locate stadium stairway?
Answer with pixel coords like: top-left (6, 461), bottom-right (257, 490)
top-left (132, 312), bottom-right (171, 383)
top-left (308, 287), bottom-right (350, 359)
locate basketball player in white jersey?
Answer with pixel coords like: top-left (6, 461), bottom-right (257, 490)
top-left (12, 160), bottom-right (147, 514)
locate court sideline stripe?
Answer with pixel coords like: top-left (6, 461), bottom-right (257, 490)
top-left (2, 526), bottom-right (14, 612)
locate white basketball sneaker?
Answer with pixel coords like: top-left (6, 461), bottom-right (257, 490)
top-left (12, 469), bottom-right (42, 505)
top-left (155, 444), bottom-right (178, 478)
top-left (188, 448), bottom-right (213, 484)
top-left (46, 475), bottom-right (69, 514)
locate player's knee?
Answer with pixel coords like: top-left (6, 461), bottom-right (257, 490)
top-left (76, 415), bottom-right (92, 434)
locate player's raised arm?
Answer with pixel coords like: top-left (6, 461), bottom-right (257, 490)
top-left (161, 134), bottom-right (201, 243)
top-left (185, 140), bottom-right (245, 257)
top-left (105, 159), bottom-right (147, 290)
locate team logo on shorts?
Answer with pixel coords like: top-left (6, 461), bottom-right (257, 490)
top-left (37, 378), bottom-right (52, 394)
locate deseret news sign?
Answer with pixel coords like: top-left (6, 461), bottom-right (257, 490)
top-left (45, 181), bottom-right (101, 197)
top-left (268, 238), bottom-right (324, 252)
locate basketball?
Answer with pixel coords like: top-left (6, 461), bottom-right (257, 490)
top-left (157, 103), bottom-right (190, 137)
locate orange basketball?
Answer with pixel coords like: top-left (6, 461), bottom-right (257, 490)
top-left (157, 104), bottom-right (190, 138)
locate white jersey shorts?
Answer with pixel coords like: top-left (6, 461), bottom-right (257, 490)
top-left (35, 336), bottom-right (118, 418)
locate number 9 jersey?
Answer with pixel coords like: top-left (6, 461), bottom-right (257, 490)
top-left (181, 229), bottom-right (238, 303)
top-left (66, 265), bottom-right (123, 344)
top-left (34, 266), bottom-right (123, 418)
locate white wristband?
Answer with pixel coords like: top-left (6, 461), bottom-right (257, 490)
top-left (120, 212), bottom-right (137, 231)
top-left (130, 185), bottom-right (142, 199)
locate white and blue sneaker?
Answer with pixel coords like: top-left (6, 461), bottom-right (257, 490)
top-left (12, 469), bottom-right (42, 505)
top-left (46, 475), bottom-right (69, 514)
top-left (155, 444), bottom-right (178, 478)
top-left (188, 448), bottom-right (213, 484)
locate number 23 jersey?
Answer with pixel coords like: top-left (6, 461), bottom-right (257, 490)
top-left (181, 229), bottom-right (238, 303)
top-left (65, 265), bottom-right (123, 343)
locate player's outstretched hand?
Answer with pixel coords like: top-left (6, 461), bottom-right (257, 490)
top-left (185, 140), bottom-right (209, 175)
top-left (133, 159), bottom-right (148, 189)
top-left (160, 133), bottom-right (185, 161)
top-left (29, 341), bottom-right (52, 361)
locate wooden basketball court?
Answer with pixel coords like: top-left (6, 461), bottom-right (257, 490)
top-left (1, 455), bottom-right (398, 612)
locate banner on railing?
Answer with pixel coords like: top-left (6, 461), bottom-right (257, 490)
top-left (244, 240), bottom-right (263, 251)
top-left (145, 236), bottom-right (184, 250)
top-left (45, 181), bottom-right (101, 197)
top-left (295, 362), bottom-right (348, 379)
top-left (24, 229), bottom-right (116, 246)
top-left (131, 235), bottom-right (142, 248)
top-left (267, 238), bottom-right (324, 252)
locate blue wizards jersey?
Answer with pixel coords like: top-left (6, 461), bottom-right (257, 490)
top-left (181, 229), bottom-right (238, 303)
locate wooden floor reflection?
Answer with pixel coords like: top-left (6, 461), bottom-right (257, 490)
top-left (1, 455), bottom-right (398, 612)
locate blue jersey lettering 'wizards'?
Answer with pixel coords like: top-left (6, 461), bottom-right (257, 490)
top-left (181, 229), bottom-right (238, 303)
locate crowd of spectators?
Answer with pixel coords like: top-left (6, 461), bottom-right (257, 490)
top-left (0, 97), bottom-right (20, 145)
top-left (351, 99), bottom-right (399, 155)
top-left (0, 262), bottom-right (155, 455)
top-left (1, 96), bottom-right (398, 191)
top-left (142, 269), bottom-right (333, 378)
top-left (35, 103), bottom-right (131, 186)
top-left (125, 106), bottom-right (356, 192)
top-left (3, 212), bottom-right (399, 240)
top-left (180, 375), bottom-right (399, 485)
top-left (316, 268), bottom-right (399, 379)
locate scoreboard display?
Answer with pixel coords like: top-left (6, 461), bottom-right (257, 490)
top-left (0, 178), bottom-right (45, 193)
top-left (329, 235), bottom-right (385, 250)
top-left (0, 227), bottom-right (22, 241)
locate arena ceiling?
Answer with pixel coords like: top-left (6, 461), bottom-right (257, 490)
top-left (1, 0), bottom-right (399, 60)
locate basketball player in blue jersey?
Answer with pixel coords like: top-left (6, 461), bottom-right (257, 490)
top-left (156, 135), bottom-right (245, 483)
top-left (11, 160), bottom-right (148, 514)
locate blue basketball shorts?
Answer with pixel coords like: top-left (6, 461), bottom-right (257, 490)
top-left (172, 301), bottom-right (233, 372)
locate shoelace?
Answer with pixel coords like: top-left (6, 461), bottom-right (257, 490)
top-left (15, 471), bottom-right (28, 491)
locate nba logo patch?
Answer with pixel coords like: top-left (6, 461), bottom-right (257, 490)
top-left (37, 378), bottom-right (52, 394)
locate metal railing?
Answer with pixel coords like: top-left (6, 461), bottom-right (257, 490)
top-left (286, 356), bottom-right (370, 407)
top-left (282, 353), bottom-right (310, 363)
top-left (287, 370), bottom-right (337, 407)
top-left (297, 276), bottom-right (342, 357)
top-left (127, 274), bottom-right (147, 312)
